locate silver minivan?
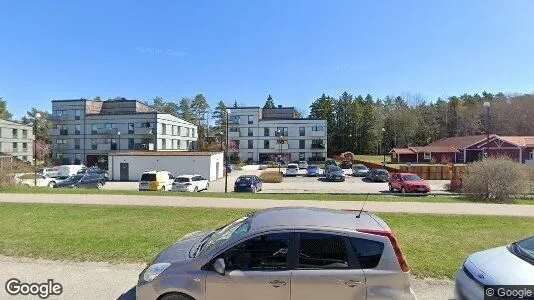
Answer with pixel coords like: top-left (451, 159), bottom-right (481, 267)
top-left (136, 207), bottom-right (416, 300)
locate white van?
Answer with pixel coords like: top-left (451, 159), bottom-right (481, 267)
top-left (57, 165), bottom-right (85, 178)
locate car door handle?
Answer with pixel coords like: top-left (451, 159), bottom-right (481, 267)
top-left (269, 280), bottom-right (286, 288)
top-left (344, 280), bottom-right (363, 287)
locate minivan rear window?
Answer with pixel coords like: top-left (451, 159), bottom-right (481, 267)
top-left (141, 174), bottom-right (156, 181)
top-left (350, 238), bottom-right (384, 269)
top-left (175, 177), bottom-right (191, 183)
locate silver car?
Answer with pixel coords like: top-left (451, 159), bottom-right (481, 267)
top-left (455, 236), bottom-right (534, 300)
top-left (136, 207), bottom-right (416, 300)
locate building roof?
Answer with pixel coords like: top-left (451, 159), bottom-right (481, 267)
top-left (499, 136), bottom-right (534, 147)
top-left (229, 106), bottom-right (261, 109)
top-left (390, 148), bottom-right (416, 154)
top-left (0, 118), bottom-right (32, 128)
top-left (409, 146), bottom-right (459, 153)
top-left (427, 135), bottom-right (497, 149)
top-left (109, 151), bottom-right (223, 157)
top-left (525, 137), bottom-right (534, 147)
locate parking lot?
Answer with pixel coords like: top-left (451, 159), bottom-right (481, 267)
top-left (105, 167), bottom-right (450, 194)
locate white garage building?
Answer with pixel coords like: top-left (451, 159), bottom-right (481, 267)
top-left (108, 151), bottom-right (224, 182)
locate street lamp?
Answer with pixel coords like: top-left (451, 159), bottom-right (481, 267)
top-left (381, 127), bottom-right (386, 163)
top-left (117, 131), bottom-right (121, 151)
top-left (483, 102), bottom-right (491, 159)
top-left (33, 113), bottom-right (42, 186)
top-left (275, 130), bottom-right (284, 174)
top-left (224, 109), bottom-right (231, 193)
top-left (218, 131), bottom-right (224, 151)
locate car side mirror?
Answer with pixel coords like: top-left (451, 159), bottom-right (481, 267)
top-left (213, 258), bottom-right (226, 275)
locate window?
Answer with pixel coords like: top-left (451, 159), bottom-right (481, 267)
top-left (12, 142), bottom-right (18, 152)
top-left (264, 128), bottom-right (270, 136)
top-left (264, 140), bottom-right (270, 149)
top-left (248, 140), bottom-right (253, 149)
top-left (192, 128), bottom-right (196, 138)
top-left (22, 142), bottom-right (27, 150)
top-left (141, 122), bottom-right (151, 128)
top-left (392, 152), bottom-right (397, 159)
top-left (162, 124), bottom-right (167, 135)
top-left (248, 115), bottom-right (254, 124)
top-left (105, 123), bottom-right (116, 129)
top-left (75, 109), bottom-right (81, 120)
top-left (91, 124), bottom-right (98, 134)
top-left (297, 232), bottom-right (348, 269)
top-left (230, 115), bottom-right (240, 124)
top-left (75, 124), bottom-right (81, 135)
top-left (177, 126), bottom-right (181, 136)
top-left (172, 125), bottom-right (177, 136)
top-left (311, 139), bottom-right (325, 149)
top-left (74, 139), bottom-right (80, 150)
top-left (299, 127), bottom-right (305, 136)
top-left (184, 127), bottom-right (190, 137)
top-left (12, 129), bottom-right (18, 138)
top-left (299, 140), bottom-right (305, 149)
top-left (59, 124), bottom-right (68, 135)
top-left (229, 127), bottom-right (239, 132)
top-left (74, 154), bottom-right (82, 164)
top-left (312, 126), bottom-right (324, 131)
top-left (248, 128), bottom-right (253, 137)
top-left (423, 152), bottom-right (431, 160)
top-left (162, 139), bottom-right (167, 149)
top-left (276, 127), bottom-right (288, 137)
top-left (91, 139), bottom-right (98, 150)
top-left (128, 123), bottom-right (134, 134)
top-left (128, 138), bottom-right (134, 150)
top-left (350, 238), bottom-right (384, 269)
top-left (221, 232), bottom-right (290, 271)
top-left (22, 130), bottom-right (28, 139)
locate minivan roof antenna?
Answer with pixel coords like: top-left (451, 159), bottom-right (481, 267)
top-left (355, 194), bottom-right (369, 218)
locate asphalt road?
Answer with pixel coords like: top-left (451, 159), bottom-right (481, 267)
top-left (0, 256), bottom-right (454, 300)
top-left (1, 193), bottom-right (534, 216)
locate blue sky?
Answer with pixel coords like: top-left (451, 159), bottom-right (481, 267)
top-left (1, 0), bottom-right (534, 119)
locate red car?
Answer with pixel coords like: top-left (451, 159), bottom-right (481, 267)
top-left (388, 173), bottom-right (431, 193)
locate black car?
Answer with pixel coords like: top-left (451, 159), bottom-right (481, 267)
top-left (340, 161), bottom-right (353, 169)
top-left (325, 166), bottom-right (345, 182)
top-left (77, 167), bottom-right (109, 180)
top-left (55, 173), bottom-right (106, 189)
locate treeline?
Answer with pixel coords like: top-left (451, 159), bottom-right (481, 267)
top-left (309, 92), bottom-right (534, 157)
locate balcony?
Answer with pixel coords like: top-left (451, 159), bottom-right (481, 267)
top-left (134, 127), bottom-right (155, 135)
top-left (134, 143), bottom-right (150, 150)
top-left (50, 114), bottom-right (69, 121)
top-left (310, 130), bottom-right (325, 137)
top-left (96, 128), bottom-right (119, 135)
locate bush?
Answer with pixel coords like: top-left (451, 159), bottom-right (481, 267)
top-left (0, 161), bottom-right (34, 188)
top-left (462, 156), bottom-right (528, 203)
top-left (445, 178), bottom-right (463, 193)
top-left (259, 171), bottom-right (283, 183)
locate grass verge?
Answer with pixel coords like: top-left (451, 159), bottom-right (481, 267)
top-left (1, 186), bottom-right (533, 204)
top-left (0, 202), bottom-right (532, 279)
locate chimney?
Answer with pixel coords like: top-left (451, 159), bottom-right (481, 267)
top-left (278, 105), bottom-right (282, 108)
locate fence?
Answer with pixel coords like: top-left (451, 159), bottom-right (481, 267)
top-left (398, 165), bottom-right (468, 180)
top-left (352, 160), bottom-right (400, 174)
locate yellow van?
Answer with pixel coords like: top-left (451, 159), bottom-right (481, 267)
top-left (138, 171), bottom-right (175, 191)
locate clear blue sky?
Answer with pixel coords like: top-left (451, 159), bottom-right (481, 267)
top-left (2, 0), bottom-right (534, 119)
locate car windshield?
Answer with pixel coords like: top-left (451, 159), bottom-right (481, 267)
top-left (141, 174), bottom-right (156, 181)
top-left (196, 215), bottom-right (252, 257)
top-left (308, 166), bottom-right (318, 170)
top-left (236, 177), bottom-right (252, 183)
top-left (331, 166), bottom-right (342, 172)
top-left (356, 165), bottom-right (367, 170)
top-left (402, 174), bottom-right (422, 181)
top-left (377, 170), bottom-right (388, 175)
top-left (287, 165), bottom-right (298, 169)
top-left (511, 236), bottom-right (534, 263)
top-left (175, 177), bottom-right (191, 183)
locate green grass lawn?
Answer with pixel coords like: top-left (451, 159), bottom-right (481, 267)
top-left (354, 155), bottom-right (391, 164)
top-left (2, 186), bottom-right (533, 204)
top-left (0, 202), bottom-right (532, 279)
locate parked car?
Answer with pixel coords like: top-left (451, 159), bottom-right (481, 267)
top-left (388, 173), bottom-right (430, 193)
top-left (138, 171), bottom-right (175, 191)
top-left (306, 165), bottom-right (320, 177)
top-left (135, 207), bottom-right (416, 300)
top-left (285, 163), bottom-right (299, 176)
top-left (54, 173), bottom-right (106, 189)
top-left (15, 173), bottom-right (58, 188)
top-left (38, 167), bottom-right (59, 178)
top-left (258, 161), bottom-right (269, 170)
top-left (324, 159), bottom-right (338, 167)
top-left (77, 167), bottom-right (109, 180)
top-left (340, 161), bottom-right (353, 169)
top-left (365, 169), bottom-right (389, 182)
top-left (233, 175), bottom-right (262, 193)
top-left (298, 161), bottom-right (308, 169)
top-left (455, 236), bottom-right (534, 300)
top-left (172, 175), bottom-right (209, 192)
top-left (325, 166), bottom-right (345, 182)
top-left (352, 164), bottom-right (369, 177)
top-left (57, 165), bottom-right (85, 178)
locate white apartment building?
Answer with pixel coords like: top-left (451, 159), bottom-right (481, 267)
top-left (0, 119), bottom-right (34, 163)
top-left (228, 106), bottom-right (327, 162)
top-left (50, 99), bottom-right (197, 167)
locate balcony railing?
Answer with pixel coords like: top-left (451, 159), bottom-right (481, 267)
top-left (50, 114), bottom-right (69, 121)
top-left (310, 130), bottom-right (325, 137)
top-left (135, 143), bottom-right (150, 150)
top-left (96, 128), bottom-right (119, 135)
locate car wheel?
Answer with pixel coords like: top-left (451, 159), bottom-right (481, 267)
top-left (96, 182), bottom-right (103, 190)
top-left (252, 187), bottom-right (257, 193)
top-left (160, 186), bottom-right (166, 192)
top-left (205, 183), bottom-right (209, 191)
top-left (48, 181), bottom-right (56, 188)
top-left (194, 186), bottom-right (198, 192)
top-left (388, 184), bottom-right (394, 192)
top-left (401, 187), bottom-right (406, 194)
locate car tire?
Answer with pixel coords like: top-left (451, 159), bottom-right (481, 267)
top-left (388, 184), bottom-right (394, 192)
top-left (160, 186), bottom-right (166, 192)
top-left (48, 181), bottom-right (56, 188)
top-left (401, 187), bottom-right (406, 194)
top-left (194, 186), bottom-right (198, 192)
top-left (96, 182), bottom-right (103, 190)
top-left (252, 187), bottom-right (257, 193)
top-left (159, 293), bottom-right (196, 300)
top-left (205, 183), bottom-right (209, 191)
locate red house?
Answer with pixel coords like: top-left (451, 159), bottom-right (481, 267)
top-left (390, 135), bottom-right (534, 164)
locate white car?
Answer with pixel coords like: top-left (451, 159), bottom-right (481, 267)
top-left (15, 173), bottom-right (58, 188)
top-left (58, 165), bottom-right (85, 178)
top-left (285, 163), bottom-right (299, 176)
top-left (298, 160), bottom-right (308, 169)
top-left (172, 175), bottom-right (209, 192)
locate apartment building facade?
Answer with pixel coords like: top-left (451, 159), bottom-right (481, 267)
top-left (0, 119), bottom-right (34, 163)
top-left (50, 99), bottom-right (197, 167)
top-left (228, 106), bottom-right (327, 162)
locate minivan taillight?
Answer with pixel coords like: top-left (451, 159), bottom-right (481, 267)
top-left (358, 229), bottom-right (410, 272)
